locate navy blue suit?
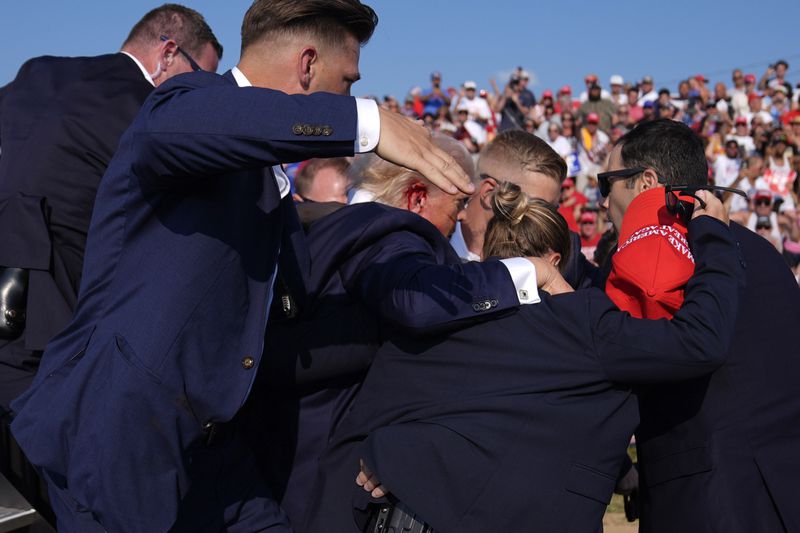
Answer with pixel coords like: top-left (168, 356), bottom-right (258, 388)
top-left (635, 224), bottom-right (800, 533)
top-left (0, 53), bottom-right (153, 408)
top-left (304, 217), bottom-right (744, 533)
top-left (249, 201), bottom-right (520, 529)
top-left (10, 70), bottom-right (361, 532)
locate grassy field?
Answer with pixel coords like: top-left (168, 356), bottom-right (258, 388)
top-left (603, 446), bottom-right (639, 532)
top-left (604, 494), bottom-right (638, 532)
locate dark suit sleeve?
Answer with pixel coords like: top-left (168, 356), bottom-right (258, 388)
top-left (129, 72), bottom-right (357, 187)
top-left (340, 230), bottom-right (519, 330)
top-left (592, 216), bottom-right (745, 384)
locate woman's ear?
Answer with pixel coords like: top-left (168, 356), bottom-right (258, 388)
top-left (478, 178), bottom-right (497, 210)
top-left (547, 251), bottom-right (562, 267)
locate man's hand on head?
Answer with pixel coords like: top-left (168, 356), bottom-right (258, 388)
top-left (375, 108), bottom-right (474, 196)
top-left (692, 190), bottom-right (729, 225)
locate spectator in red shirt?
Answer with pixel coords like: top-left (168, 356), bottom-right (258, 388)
top-left (578, 209), bottom-right (601, 262)
top-left (557, 176), bottom-right (587, 232)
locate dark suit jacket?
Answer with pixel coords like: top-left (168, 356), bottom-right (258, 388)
top-left (10, 70), bottom-right (360, 533)
top-left (635, 224), bottom-right (800, 533)
top-left (0, 53), bottom-right (153, 406)
top-left (304, 217), bottom-right (745, 533)
top-left (250, 201), bottom-right (520, 528)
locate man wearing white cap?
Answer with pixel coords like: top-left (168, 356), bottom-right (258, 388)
top-left (609, 74), bottom-right (628, 106)
top-left (452, 80), bottom-right (492, 122)
top-left (452, 80), bottom-right (492, 146)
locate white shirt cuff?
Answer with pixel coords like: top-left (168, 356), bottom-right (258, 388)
top-left (499, 258), bottom-right (541, 305)
top-left (355, 98), bottom-right (380, 153)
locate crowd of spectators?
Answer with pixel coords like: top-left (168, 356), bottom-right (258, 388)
top-left (369, 61), bottom-right (800, 282)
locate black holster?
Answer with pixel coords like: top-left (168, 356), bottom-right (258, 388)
top-left (365, 502), bottom-right (434, 533)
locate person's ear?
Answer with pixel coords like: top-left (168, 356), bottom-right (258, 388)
top-left (405, 181), bottom-right (428, 213)
top-left (159, 38), bottom-right (178, 69)
top-left (298, 47), bottom-right (317, 91)
top-left (478, 177), bottom-right (498, 210)
top-left (547, 251), bottom-right (562, 267)
top-left (639, 168), bottom-right (660, 192)
top-left (292, 193), bottom-right (304, 203)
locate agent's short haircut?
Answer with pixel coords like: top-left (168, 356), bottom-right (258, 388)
top-left (483, 181), bottom-right (571, 272)
top-left (241, 0), bottom-right (378, 53)
top-left (615, 119), bottom-right (708, 187)
top-left (295, 158), bottom-right (350, 198)
top-left (123, 4), bottom-right (222, 59)
top-left (479, 130), bottom-right (567, 184)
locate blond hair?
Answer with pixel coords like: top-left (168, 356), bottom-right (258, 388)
top-left (352, 133), bottom-right (476, 207)
top-left (483, 182), bottom-right (571, 271)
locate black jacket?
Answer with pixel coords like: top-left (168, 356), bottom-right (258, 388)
top-left (0, 53), bottom-right (152, 405)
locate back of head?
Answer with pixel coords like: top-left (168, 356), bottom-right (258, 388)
top-left (295, 157), bottom-right (350, 199)
top-left (123, 3), bottom-right (222, 59)
top-left (615, 119), bottom-right (707, 186)
top-left (483, 182), bottom-right (571, 271)
top-left (355, 133), bottom-right (476, 206)
top-left (241, 0), bottom-right (378, 54)
top-left (478, 130), bottom-right (567, 186)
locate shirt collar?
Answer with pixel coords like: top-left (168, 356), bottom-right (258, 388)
top-left (231, 66), bottom-right (252, 88)
top-left (120, 51), bottom-right (155, 87)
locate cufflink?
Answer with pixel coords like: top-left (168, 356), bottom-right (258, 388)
top-left (360, 135), bottom-right (369, 147)
top-left (519, 290), bottom-right (529, 301)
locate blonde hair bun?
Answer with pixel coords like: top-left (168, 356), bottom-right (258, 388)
top-left (490, 181), bottom-right (530, 225)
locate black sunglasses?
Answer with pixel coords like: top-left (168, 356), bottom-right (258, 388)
top-left (160, 35), bottom-right (202, 72)
top-left (598, 167), bottom-right (748, 222)
top-left (597, 167), bottom-right (646, 197)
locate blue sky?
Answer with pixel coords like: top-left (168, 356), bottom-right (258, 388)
top-left (2, 1), bottom-right (799, 98)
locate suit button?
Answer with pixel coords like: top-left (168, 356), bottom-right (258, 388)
top-left (292, 124), bottom-right (303, 135)
top-left (312, 125), bottom-right (323, 136)
top-left (490, 299), bottom-right (498, 308)
top-left (241, 356), bottom-right (255, 370)
top-left (321, 125), bottom-right (333, 136)
top-left (302, 124), bottom-right (314, 136)
top-left (472, 303), bottom-right (482, 312)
